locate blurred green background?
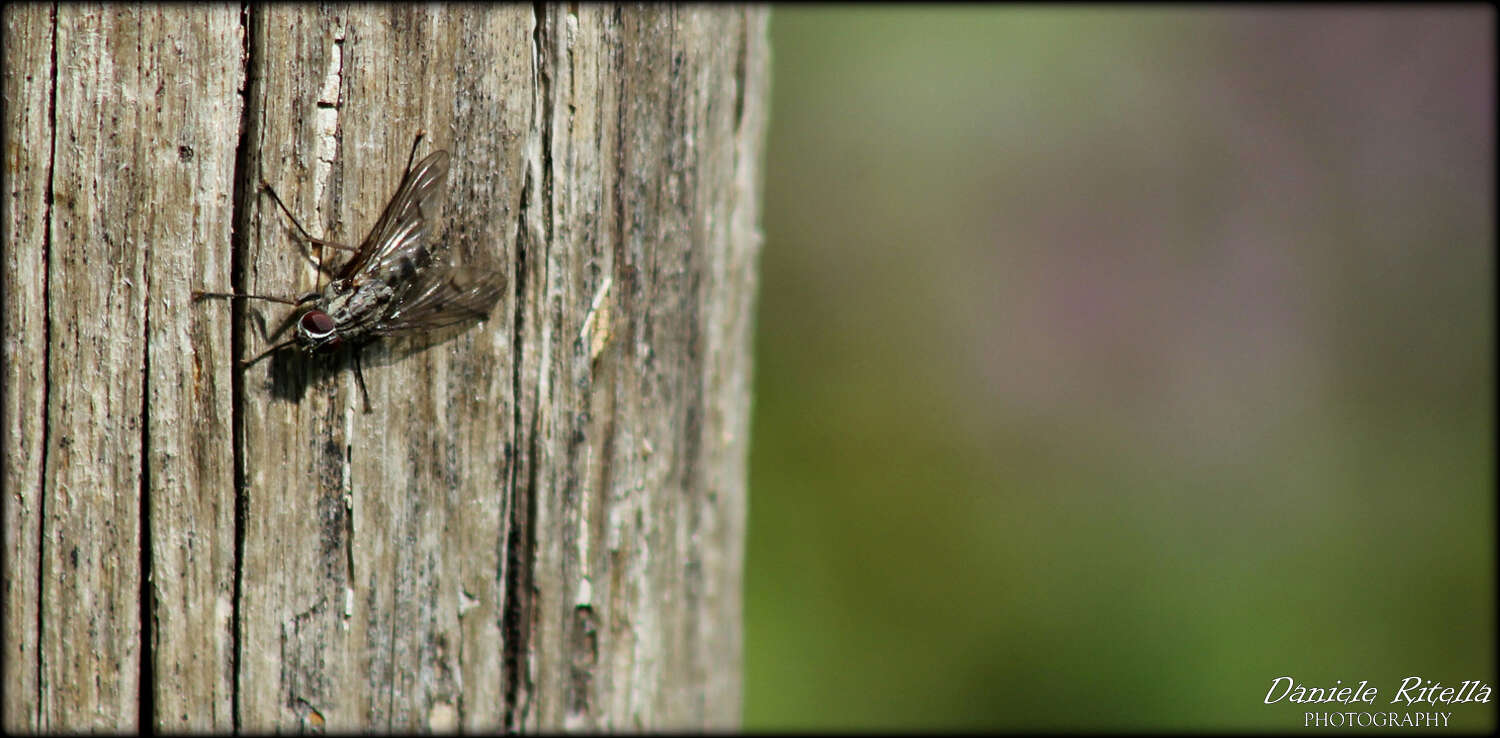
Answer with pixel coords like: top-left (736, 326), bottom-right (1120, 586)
top-left (743, 7), bottom-right (1493, 731)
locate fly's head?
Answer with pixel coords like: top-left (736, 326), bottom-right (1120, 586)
top-left (293, 279), bottom-right (352, 351)
top-left (295, 309), bottom-right (342, 352)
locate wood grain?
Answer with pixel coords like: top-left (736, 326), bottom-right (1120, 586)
top-left (2, 4), bottom-right (56, 732)
top-left (136, 7), bottom-right (243, 731)
top-left (2, 5), bottom-right (766, 731)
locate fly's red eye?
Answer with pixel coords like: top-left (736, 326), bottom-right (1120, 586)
top-left (299, 310), bottom-right (336, 339)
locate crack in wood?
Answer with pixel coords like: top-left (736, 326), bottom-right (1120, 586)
top-left (31, 7), bottom-right (60, 730)
top-left (138, 241), bottom-right (156, 731)
top-left (227, 5), bottom-right (259, 732)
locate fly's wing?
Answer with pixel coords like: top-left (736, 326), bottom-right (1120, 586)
top-left (369, 252), bottom-right (505, 335)
top-left (331, 145), bottom-right (502, 337)
top-left (339, 150), bottom-right (450, 280)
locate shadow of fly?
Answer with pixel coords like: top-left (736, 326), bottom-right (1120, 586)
top-left (195, 132), bottom-right (504, 412)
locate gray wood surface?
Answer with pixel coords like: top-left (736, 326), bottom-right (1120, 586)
top-left (3, 4), bottom-right (767, 732)
top-left (3, 3), bottom-right (56, 730)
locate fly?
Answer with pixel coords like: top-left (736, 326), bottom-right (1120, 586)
top-left (195, 131), bottom-right (504, 411)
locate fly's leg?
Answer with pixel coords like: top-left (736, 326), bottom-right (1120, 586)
top-left (190, 290), bottom-right (302, 305)
top-left (401, 129), bottom-right (427, 179)
top-left (259, 180), bottom-right (358, 255)
top-left (259, 179), bottom-right (357, 288)
top-left (191, 291), bottom-right (315, 365)
top-left (242, 338), bottom-right (296, 368)
top-left (352, 346), bottom-right (373, 414)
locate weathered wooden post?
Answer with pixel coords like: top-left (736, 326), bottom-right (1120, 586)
top-left (3, 5), bottom-right (768, 731)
